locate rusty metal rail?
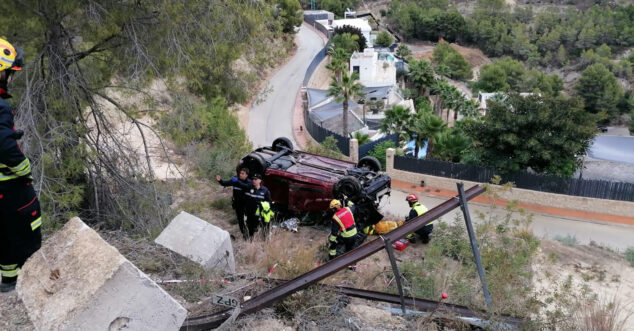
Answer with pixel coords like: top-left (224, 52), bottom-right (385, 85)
top-left (180, 185), bottom-right (486, 330)
top-left (335, 286), bottom-right (523, 327)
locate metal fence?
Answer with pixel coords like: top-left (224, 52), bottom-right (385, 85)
top-left (359, 133), bottom-right (399, 158)
top-left (394, 156), bottom-right (634, 202)
top-left (304, 108), bottom-right (350, 156)
top-left (303, 16), bottom-right (332, 40)
top-left (303, 45), bottom-right (327, 87)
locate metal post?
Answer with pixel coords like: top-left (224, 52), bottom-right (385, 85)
top-left (383, 237), bottom-right (406, 314)
top-left (456, 182), bottom-right (492, 309)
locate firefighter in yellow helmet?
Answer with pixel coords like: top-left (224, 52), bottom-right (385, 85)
top-left (327, 199), bottom-right (361, 261)
top-left (0, 38), bottom-right (42, 292)
top-left (405, 193), bottom-right (431, 243)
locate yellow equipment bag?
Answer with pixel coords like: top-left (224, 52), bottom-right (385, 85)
top-left (372, 220), bottom-right (404, 234)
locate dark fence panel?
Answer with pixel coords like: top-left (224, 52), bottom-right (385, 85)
top-left (358, 134), bottom-right (399, 158)
top-left (394, 156), bottom-right (634, 202)
top-left (304, 109), bottom-right (350, 156)
top-left (303, 16), bottom-right (332, 40)
top-left (303, 46), bottom-right (327, 87)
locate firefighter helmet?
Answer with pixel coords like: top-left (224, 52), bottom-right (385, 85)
top-left (0, 39), bottom-right (22, 72)
top-left (329, 199), bottom-right (342, 209)
top-left (405, 193), bottom-right (418, 203)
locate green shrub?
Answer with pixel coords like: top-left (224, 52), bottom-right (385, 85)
top-left (159, 96), bottom-right (251, 178)
top-left (553, 234), bottom-right (578, 246)
top-left (625, 247), bottom-right (634, 267)
top-left (375, 31), bottom-right (393, 47)
top-left (211, 197), bottom-right (233, 213)
top-left (431, 41), bottom-right (472, 80)
top-left (367, 140), bottom-right (396, 169)
top-left (306, 135), bottom-right (346, 159)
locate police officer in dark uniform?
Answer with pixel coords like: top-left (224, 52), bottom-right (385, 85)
top-left (216, 168), bottom-right (251, 239)
top-left (0, 39), bottom-right (42, 292)
top-left (241, 173), bottom-right (271, 239)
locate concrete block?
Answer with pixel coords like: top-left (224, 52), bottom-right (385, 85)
top-left (17, 217), bottom-right (187, 331)
top-left (155, 211), bottom-right (235, 273)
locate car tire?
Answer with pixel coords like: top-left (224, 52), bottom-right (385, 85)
top-left (333, 176), bottom-right (362, 199)
top-left (238, 152), bottom-right (267, 177)
top-left (357, 156), bottom-right (381, 172)
top-left (272, 137), bottom-right (293, 152)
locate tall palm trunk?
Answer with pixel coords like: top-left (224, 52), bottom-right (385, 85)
top-left (426, 139), bottom-right (435, 159)
top-left (343, 99), bottom-right (349, 136)
top-left (414, 140), bottom-right (420, 158)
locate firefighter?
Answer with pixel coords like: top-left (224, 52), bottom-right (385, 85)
top-left (242, 173), bottom-right (272, 239)
top-left (216, 168), bottom-right (251, 239)
top-left (0, 39), bottom-right (42, 292)
top-left (405, 193), bottom-right (431, 243)
top-left (328, 199), bottom-right (361, 261)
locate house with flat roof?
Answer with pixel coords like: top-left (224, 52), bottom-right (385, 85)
top-left (349, 48), bottom-right (396, 87)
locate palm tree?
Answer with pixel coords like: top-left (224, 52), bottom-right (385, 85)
top-left (326, 48), bottom-right (349, 80)
top-left (413, 113), bottom-right (447, 159)
top-left (456, 99), bottom-right (479, 120)
top-left (328, 71), bottom-right (365, 136)
top-left (395, 44), bottom-right (411, 58)
top-left (350, 132), bottom-right (370, 145)
top-left (378, 105), bottom-right (413, 144)
top-left (408, 59), bottom-right (435, 97)
top-left (434, 129), bottom-right (472, 162)
top-left (330, 33), bottom-right (359, 56)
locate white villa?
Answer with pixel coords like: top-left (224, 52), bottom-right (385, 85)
top-left (350, 48), bottom-right (397, 87)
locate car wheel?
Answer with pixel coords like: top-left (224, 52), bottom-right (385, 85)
top-left (357, 156), bottom-right (381, 172)
top-left (272, 137), bottom-right (293, 152)
top-left (238, 152), bottom-right (267, 177)
top-left (333, 176), bottom-right (362, 199)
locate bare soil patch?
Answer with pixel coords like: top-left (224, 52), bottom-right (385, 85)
top-left (409, 42), bottom-right (491, 69)
top-left (532, 240), bottom-right (634, 329)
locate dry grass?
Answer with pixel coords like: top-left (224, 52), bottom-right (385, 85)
top-left (575, 293), bottom-right (634, 331)
top-left (236, 228), bottom-right (324, 279)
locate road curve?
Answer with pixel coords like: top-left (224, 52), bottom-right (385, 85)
top-left (248, 24), bottom-right (325, 149)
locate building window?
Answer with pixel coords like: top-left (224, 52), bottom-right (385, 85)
top-left (353, 66), bottom-right (360, 74)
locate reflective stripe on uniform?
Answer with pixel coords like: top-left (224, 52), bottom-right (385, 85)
top-left (0, 173), bottom-right (19, 181)
top-left (413, 202), bottom-right (430, 223)
top-left (340, 227), bottom-right (357, 238)
top-left (0, 269), bottom-right (19, 278)
top-left (333, 207), bottom-right (356, 237)
top-left (329, 235), bottom-right (337, 242)
top-left (31, 217), bottom-right (42, 230)
top-left (10, 158), bottom-right (31, 176)
top-left (257, 202), bottom-right (274, 223)
top-left (329, 249), bottom-right (337, 256)
top-left (0, 264), bottom-right (18, 270)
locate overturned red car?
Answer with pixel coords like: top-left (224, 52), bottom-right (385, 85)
top-left (236, 137), bottom-right (391, 227)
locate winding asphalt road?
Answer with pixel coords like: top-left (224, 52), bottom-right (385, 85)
top-left (248, 24), bottom-right (325, 148)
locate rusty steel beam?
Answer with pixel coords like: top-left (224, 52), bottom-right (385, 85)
top-left (180, 185), bottom-right (486, 330)
top-left (181, 281), bottom-right (524, 330)
top-left (335, 286), bottom-right (523, 327)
